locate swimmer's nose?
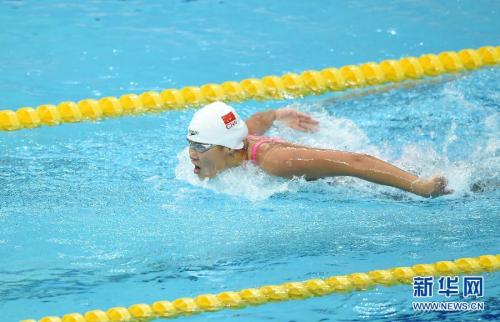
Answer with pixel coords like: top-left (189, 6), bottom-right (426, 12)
top-left (189, 150), bottom-right (200, 164)
top-left (188, 148), bottom-right (198, 159)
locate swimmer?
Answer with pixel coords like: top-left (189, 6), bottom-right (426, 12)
top-left (187, 101), bottom-right (453, 198)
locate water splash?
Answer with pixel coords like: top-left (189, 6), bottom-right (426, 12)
top-left (269, 102), bottom-right (384, 156)
top-left (396, 111), bottom-right (499, 196)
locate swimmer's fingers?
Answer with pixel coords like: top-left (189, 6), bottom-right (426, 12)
top-left (288, 119), bottom-right (319, 132)
top-left (288, 111), bottom-right (319, 132)
top-left (276, 108), bottom-right (320, 132)
top-left (297, 114), bottom-right (320, 132)
top-left (299, 120), bottom-right (320, 132)
top-left (296, 111), bottom-right (320, 124)
top-left (277, 108), bottom-right (319, 124)
top-left (444, 188), bottom-right (455, 195)
top-left (288, 122), bottom-right (306, 132)
top-left (440, 178), bottom-right (454, 195)
top-left (440, 177), bottom-right (454, 195)
top-left (431, 176), bottom-right (454, 197)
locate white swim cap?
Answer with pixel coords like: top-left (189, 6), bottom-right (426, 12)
top-left (187, 101), bottom-right (248, 149)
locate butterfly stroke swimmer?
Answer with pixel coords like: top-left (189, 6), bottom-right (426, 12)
top-left (187, 102), bottom-right (453, 198)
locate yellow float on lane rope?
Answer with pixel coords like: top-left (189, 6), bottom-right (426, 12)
top-left (2, 45), bottom-right (499, 132)
top-left (21, 253), bottom-right (499, 322)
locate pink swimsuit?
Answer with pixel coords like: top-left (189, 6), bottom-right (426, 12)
top-left (247, 134), bottom-right (285, 165)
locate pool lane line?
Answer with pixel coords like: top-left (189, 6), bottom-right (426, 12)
top-left (21, 253), bottom-right (499, 322)
top-left (1, 45), bottom-right (499, 132)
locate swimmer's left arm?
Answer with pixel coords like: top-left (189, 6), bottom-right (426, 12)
top-left (246, 108), bottom-right (319, 135)
top-left (245, 110), bottom-right (277, 135)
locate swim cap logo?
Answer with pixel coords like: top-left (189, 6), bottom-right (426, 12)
top-left (221, 112), bottom-right (238, 129)
top-left (188, 130), bottom-right (198, 136)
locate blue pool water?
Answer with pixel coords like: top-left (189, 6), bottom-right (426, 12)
top-left (1, 1), bottom-right (499, 321)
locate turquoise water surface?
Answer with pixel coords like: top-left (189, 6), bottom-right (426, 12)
top-left (0, 1), bottom-right (499, 321)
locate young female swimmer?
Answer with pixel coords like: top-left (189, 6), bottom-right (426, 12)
top-left (187, 101), bottom-right (453, 198)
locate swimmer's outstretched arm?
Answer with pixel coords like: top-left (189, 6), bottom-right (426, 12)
top-left (246, 108), bottom-right (319, 135)
top-left (261, 147), bottom-right (452, 198)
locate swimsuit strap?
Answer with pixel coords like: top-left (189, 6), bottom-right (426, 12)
top-left (251, 138), bottom-right (273, 165)
top-left (247, 134), bottom-right (284, 165)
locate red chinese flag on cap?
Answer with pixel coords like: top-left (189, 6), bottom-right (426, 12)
top-left (221, 112), bottom-right (236, 126)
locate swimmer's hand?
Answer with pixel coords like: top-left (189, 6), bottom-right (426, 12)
top-left (275, 108), bottom-right (320, 132)
top-left (412, 176), bottom-right (454, 198)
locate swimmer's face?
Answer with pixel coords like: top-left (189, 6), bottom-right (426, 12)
top-left (189, 146), bottom-right (230, 179)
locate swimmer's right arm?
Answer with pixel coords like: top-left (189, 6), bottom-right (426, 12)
top-left (260, 147), bottom-right (452, 198)
top-left (246, 108), bottom-right (319, 135)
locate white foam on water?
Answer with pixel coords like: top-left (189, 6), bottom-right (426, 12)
top-left (395, 111), bottom-right (499, 196)
top-left (268, 102), bottom-right (384, 157)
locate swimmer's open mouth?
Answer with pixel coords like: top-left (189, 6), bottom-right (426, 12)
top-left (194, 165), bottom-right (201, 174)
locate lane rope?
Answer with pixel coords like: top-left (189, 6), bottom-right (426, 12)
top-left (1, 45), bottom-right (499, 132)
top-left (21, 253), bottom-right (499, 322)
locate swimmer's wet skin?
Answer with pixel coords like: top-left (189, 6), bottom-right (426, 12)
top-left (186, 102), bottom-right (453, 198)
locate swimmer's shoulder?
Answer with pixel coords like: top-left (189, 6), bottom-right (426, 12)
top-left (253, 141), bottom-right (309, 178)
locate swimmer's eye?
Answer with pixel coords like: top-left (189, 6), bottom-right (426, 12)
top-left (187, 139), bottom-right (215, 153)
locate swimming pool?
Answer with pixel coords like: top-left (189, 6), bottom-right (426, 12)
top-left (1, 1), bottom-right (499, 321)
